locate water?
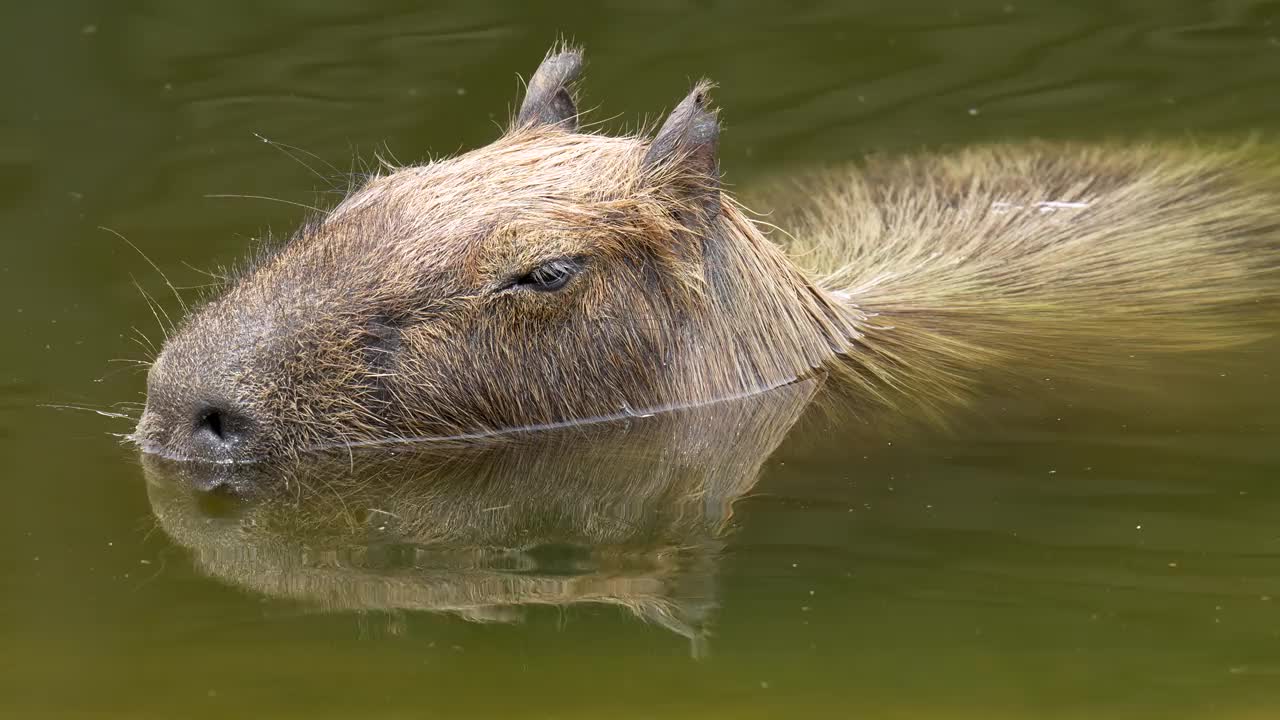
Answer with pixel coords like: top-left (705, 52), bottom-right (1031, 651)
top-left (3, 2), bottom-right (1280, 717)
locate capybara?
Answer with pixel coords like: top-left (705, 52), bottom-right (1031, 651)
top-left (132, 47), bottom-right (1279, 463)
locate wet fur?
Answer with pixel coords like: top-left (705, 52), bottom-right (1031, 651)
top-left (780, 140), bottom-right (1280, 413)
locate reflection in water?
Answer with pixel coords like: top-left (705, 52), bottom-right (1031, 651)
top-left (143, 379), bottom-right (819, 652)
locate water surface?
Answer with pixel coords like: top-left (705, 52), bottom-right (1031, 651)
top-left (2, 2), bottom-right (1279, 718)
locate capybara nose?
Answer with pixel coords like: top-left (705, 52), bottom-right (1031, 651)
top-left (134, 392), bottom-right (260, 463)
top-left (189, 404), bottom-right (254, 461)
top-left (135, 340), bottom-right (265, 463)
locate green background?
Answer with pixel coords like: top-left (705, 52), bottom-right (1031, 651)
top-left (2, 2), bottom-right (1279, 718)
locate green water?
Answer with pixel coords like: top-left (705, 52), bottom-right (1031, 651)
top-left (4, 2), bottom-right (1280, 718)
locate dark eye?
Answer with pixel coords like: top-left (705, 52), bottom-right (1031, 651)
top-left (513, 257), bottom-right (582, 292)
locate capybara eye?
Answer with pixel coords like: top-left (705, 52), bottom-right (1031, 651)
top-left (516, 257), bottom-right (581, 292)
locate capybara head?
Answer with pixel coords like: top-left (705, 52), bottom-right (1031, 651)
top-left (133, 48), bottom-right (852, 463)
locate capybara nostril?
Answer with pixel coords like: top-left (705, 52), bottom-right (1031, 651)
top-left (190, 405), bottom-right (250, 460)
top-left (196, 408), bottom-right (225, 440)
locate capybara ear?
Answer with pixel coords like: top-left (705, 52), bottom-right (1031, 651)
top-left (643, 80), bottom-right (721, 218)
top-left (514, 47), bottom-right (583, 131)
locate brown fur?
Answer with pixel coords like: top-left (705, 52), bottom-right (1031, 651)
top-left (132, 47), bottom-right (1280, 463)
top-left (773, 140), bottom-right (1280, 415)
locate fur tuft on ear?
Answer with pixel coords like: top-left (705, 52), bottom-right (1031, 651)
top-left (514, 47), bottom-right (584, 131)
top-left (643, 81), bottom-right (721, 217)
